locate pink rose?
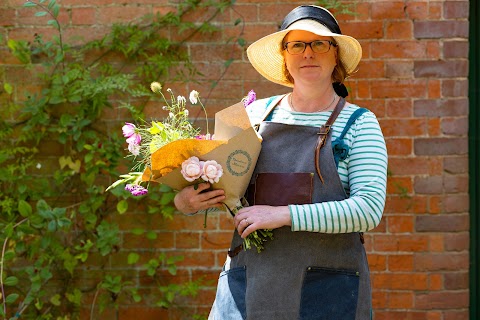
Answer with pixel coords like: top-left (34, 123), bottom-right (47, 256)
top-left (181, 156), bottom-right (204, 182)
top-left (201, 160), bottom-right (223, 184)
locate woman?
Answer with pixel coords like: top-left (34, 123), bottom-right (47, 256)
top-left (174, 5), bottom-right (387, 320)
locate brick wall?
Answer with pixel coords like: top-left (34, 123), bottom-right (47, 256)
top-left (0, 0), bottom-right (470, 319)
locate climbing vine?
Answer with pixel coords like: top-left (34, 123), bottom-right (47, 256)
top-left (0, 0), bottom-right (243, 319)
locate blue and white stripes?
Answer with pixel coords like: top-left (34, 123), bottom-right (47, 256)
top-left (246, 96), bottom-right (388, 233)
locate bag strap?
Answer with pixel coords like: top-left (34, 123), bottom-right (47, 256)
top-left (314, 97), bottom-right (346, 183)
top-left (332, 107), bottom-right (369, 168)
top-left (338, 107), bottom-right (369, 140)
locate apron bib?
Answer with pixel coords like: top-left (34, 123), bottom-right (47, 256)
top-left (209, 100), bottom-right (371, 320)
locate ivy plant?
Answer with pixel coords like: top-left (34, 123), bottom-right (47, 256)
top-left (0, 0), bottom-right (241, 319)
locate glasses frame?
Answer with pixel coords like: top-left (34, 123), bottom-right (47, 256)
top-left (283, 40), bottom-right (337, 55)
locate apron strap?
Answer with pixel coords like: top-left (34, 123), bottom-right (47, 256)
top-left (314, 97), bottom-right (346, 183)
top-left (253, 94), bottom-right (288, 131)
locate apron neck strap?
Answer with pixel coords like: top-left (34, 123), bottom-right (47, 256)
top-left (314, 97), bottom-right (346, 183)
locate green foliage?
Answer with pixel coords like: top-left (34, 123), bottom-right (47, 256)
top-left (0, 0), bottom-right (238, 318)
top-left (315, 0), bottom-right (357, 16)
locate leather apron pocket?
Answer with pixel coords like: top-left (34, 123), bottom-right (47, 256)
top-left (248, 172), bottom-right (314, 206)
top-left (299, 267), bottom-right (359, 320)
top-left (209, 266), bottom-right (247, 320)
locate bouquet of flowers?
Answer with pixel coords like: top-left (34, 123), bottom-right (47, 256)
top-left (107, 83), bottom-right (272, 252)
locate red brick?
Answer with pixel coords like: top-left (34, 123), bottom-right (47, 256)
top-left (373, 273), bottom-right (428, 290)
top-left (387, 215), bottom-right (414, 233)
top-left (373, 234), bottom-right (429, 252)
top-left (388, 291), bottom-right (414, 308)
top-left (415, 291), bottom-right (469, 309)
top-left (442, 79), bottom-right (468, 97)
top-left (405, 2), bottom-right (428, 20)
top-left (444, 40), bottom-right (469, 59)
top-left (343, 22), bottom-right (384, 39)
top-left (385, 138), bottom-right (413, 156)
top-left (368, 254), bottom-right (387, 271)
top-left (371, 2), bottom-right (407, 20)
top-left (372, 80), bottom-right (427, 98)
top-left (414, 138), bottom-right (468, 156)
top-left (414, 21), bottom-right (468, 39)
top-left (96, 6), bottom-right (151, 25)
top-left (414, 98), bottom-right (468, 117)
top-left (444, 272), bottom-right (468, 290)
top-left (388, 254), bottom-right (414, 271)
top-left (416, 214), bottom-right (469, 232)
top-left (122, 232), bottom-right (175, 249)
top-left (385, 20), bottom-right (413, 39)
top-left (415, 60), bottom-right (468, 78)
top-left (415, 252), bottom-right (469, 271)
top-left (71, 7), bottom-right (96, 25)
top-left (372, 41), bottom-right (432, 59)
top-left (0, 9), bottom-right (15, 26)
top-left (444, 232), bottom-right (469, 251)
top-left (380, 118), bottom-right (426, 137)
top-left (444, 1), bottom-right (469, 19)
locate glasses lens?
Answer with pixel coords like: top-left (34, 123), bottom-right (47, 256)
top-left (287, 42), bottom-right (306, 54)
top-left (286, 41), bottom-right (332, 54)
top-left (311, 41), bottom-right (330, 53)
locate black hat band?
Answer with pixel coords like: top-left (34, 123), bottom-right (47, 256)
top-left (280, 5), bottom-right (342, 35)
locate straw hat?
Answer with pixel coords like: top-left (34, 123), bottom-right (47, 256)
top-left (246, 5), bottom-right (362, 88)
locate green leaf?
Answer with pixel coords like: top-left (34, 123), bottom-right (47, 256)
top-left (4, 276), bottom-right (19, 286)
top-left (47, 19), bottom-right (59, 29)
top-left (52, 5), bottom-right (60, 18)
top-left (146, 231), bottom-right (157, 240)
top-left (34, 11), bottom-right (48, 17)
top-left (237, 38), bottom-right (246, 47)
top-left (24, 2), bottom-right (37, 7)
top-left (18, 199), bottom-right (33, 217)
top-left (5, 293), bottom-right (19, 304)
top-left (50, 294), bottom-right (61, 306)
top-left (116, 199), bottom-right (128, 214)
top-left (127, 252), bottom-right (140, 265)
top-left (131, 228), bottom-right (144, 235)
top-left (4, 82), bottom-right (13, 95)
top-left (66, 289), bottom-right (82, 306)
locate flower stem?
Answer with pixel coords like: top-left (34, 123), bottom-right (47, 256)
top-left (199, 101), bottom-right (209, 135)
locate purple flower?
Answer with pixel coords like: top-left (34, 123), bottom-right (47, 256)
top-left (125, 184), bottom-right (148, 196)
top-left (122, 122), bottom-right (136, 138)
top-left (125, 184), bottom-right (136, 192)
top-left (126, 133), bottom-right (141, 145)
top-left (194, 134), bottom-right (214, 140)
top-left (128, 142), bottom-right (140, 156)
top-left (243, 90), bottom-right (256, 107)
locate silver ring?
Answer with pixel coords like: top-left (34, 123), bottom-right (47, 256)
top-left (244, 218), bottom-right (249, 224)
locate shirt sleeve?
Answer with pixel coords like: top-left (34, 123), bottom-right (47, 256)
top-left (289, 111), bottom-right (388, 233)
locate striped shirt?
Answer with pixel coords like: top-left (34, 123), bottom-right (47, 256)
top-left (246, 96), bottom-right (388, 234)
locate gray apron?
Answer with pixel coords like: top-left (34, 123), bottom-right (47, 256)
top-left (209, 99), bottom-right (371, 320)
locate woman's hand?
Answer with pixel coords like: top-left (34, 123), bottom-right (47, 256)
top-left (173, 183), bottom-right (226, 214)
top-left (234, 205), bottom-right (291, 238)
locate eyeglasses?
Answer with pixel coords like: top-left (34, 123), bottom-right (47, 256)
top-left (283, 40), bottom-right (337, 55)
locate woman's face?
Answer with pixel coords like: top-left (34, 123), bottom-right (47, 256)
top-left (283, 30), bottom-right (337, 85)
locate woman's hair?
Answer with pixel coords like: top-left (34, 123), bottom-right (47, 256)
top-left (281, 37), bottom-right (348, 85)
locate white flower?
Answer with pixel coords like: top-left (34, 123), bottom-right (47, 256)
top-left (177, 96), bottom-right (186, 105)
top-left (150, 82), bottom-right (162, 93)
top-left (36, 163), bottom-right (42, 169)
top-left (189, 90), bottom-right (199, 104)
top-left (169, 112), bottom-right (174, 118)
top-left (128, 142), bottom-right (140, 156)
top-left (184, 110), bottom-right (189, 116)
